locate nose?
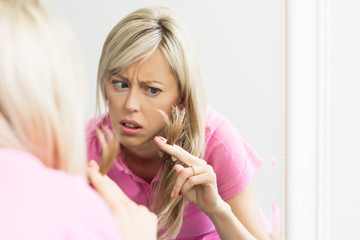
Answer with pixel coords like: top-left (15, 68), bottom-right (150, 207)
top-left (124, 88), bottom-right (140, 112)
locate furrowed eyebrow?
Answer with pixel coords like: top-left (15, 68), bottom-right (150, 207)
top-left (113, 74), bottom-right (129, 81)
top-left (113, 74), bottom-right (164, 85)
top-left (139, 79), bottom-right (164, 85)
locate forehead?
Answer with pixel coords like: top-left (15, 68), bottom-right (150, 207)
top-left (121, 49), bottom-right (177, 83)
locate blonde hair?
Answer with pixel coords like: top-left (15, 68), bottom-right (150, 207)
top-left (97, 7), bottom-right (207, 239)
top-left (0, 0), bottom-right (87, 175)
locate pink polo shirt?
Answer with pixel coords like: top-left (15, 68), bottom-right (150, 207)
top-left (0, 148), bottom-right (122, 240)
top-left (86, 106), bottom-right (263, 239)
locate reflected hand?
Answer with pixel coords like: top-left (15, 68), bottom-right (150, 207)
top-left (154, 136), bottom-right (223, 216)
top-left (87, 160), bottom-right (158, 240)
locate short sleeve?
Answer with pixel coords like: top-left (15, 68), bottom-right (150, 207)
top-left (204, 116), bottom-right (263, 201)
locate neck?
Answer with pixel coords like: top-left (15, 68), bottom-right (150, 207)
top-left (122, 143), bottom-right (162, 183)
top-left (124, 147), bottom-right (161, 165)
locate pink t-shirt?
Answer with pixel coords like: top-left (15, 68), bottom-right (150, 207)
top-left (86, 106), bottom-right (263, 239)
top-left (0, 148), bottom-right (122, 240)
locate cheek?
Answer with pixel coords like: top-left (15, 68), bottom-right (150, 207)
top-left (107, 99), bottom-right (119, 114)
top-left (150, 103), bottom-right (175, 118)
top-left (143, 107), bottom-right (168, 128)
top-left (106, 91), bottom-right (125, 109)
top-left (155, 92), bottom-right (181, 114)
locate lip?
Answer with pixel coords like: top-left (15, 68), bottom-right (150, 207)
top-left (119, 119), bottom-right (143, 135)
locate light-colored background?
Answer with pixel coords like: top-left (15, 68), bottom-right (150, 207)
top-left (42, 0), bottom-right (281, 222)
top-left (330, 0), bottom-right (360, 238)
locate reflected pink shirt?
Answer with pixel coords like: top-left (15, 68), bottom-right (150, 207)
top-left (0, 149), bottom-right (122, 240)
top-left (86, 106), bottom-right (263, 239)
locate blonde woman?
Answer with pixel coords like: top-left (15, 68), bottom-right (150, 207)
top-left (87, 6), bottom-right (270, 240)
top-left (0, 1), bottom-right (157, 240)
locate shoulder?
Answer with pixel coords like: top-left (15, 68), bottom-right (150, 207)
top-left (204, 107), bottom-right (263, 169)
top-left (47, 166), bottom-right (122, 239)
top-left (65, 175), bottom-right (122, 239)
top-left (204, 106), bottom-right (246, 150)
top-left (0, 149), bottom-right (122, 239)
top-left (204, 106), bottom-right (226, 142)
top-left (203, 107), bottom-right (263, 199)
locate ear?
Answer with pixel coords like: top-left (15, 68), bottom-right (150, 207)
top-left (176, 97), bottom-right (184, 110)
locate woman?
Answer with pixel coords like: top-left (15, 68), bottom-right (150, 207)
top-left (87, 6), bottom-right (269, 240)
top-left (0, 1), bottom-right (157, 240)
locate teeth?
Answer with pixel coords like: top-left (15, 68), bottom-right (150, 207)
top-left (124, 123), bottom-right (138, 129)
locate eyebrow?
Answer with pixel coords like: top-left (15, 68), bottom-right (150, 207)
top-left (139, 79), bottom-right (164, 85)
top-left (113, 74), bottom-right (164, 85)
top-left (113, 74), bottom-right (129, 81)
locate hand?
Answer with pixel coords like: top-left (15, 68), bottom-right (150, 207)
top-left (87, 160), bottom-right (158, 240)
top-left (153, 136), bottom-right (223, 216)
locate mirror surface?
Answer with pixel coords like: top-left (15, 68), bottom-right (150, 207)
top-left (43, 0), bottom-right (281, 231)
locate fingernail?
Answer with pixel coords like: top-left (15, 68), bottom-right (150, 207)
top-left (170, 190), bottom-right (175, 198)
top-left (179, 191), bottom-right (182, 196)
top-left (88, 160), bottom-right (100, 171)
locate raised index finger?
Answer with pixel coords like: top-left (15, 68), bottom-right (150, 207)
top-left (153, 136), bottom-right (205, 166)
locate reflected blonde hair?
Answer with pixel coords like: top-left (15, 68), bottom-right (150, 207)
top-left (96, 6), bottom-right (207, 239)
top-left (0, 0), bottom-right (87, 175)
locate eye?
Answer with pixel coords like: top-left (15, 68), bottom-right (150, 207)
top-left (112, 80), bottom-right (129, 90)
top-left (147, 87), bottom-right (161, 95)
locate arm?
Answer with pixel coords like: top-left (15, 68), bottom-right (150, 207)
top-left (225, 184), bottom-right (270, 240)
top-left (206, 199), bottom-right (256, 240)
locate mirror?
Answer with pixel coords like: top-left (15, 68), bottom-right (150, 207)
top-left (43, 0), bottom-right (282, 237)
top-left (284, 0), bottom-right (359, 239)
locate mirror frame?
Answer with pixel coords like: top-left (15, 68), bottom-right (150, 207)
top-left (281, 0), bottom-right (331, 239)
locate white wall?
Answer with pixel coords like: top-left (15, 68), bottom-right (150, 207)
top-left (42, 0), bottom-right (281, 219)
top-left (330, 0), bottom-right (360, 239)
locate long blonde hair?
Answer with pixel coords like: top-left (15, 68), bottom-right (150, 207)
top-left (0, 0), bottom-right (87, 175)
top-left (96, 7), bottom-right (207, 239)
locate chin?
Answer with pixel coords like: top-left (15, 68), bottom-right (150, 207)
top-left (119, 136), bottom-right (153, 149)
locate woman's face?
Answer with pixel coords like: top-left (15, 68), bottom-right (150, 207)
top-left (105, 49), bottom-right (180, 151)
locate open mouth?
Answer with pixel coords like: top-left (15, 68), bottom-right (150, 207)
top-left (122, 123), bottom-right (140, 129)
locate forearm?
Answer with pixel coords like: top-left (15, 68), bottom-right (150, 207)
top-left (207, 200), bottom-right (256, 240)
